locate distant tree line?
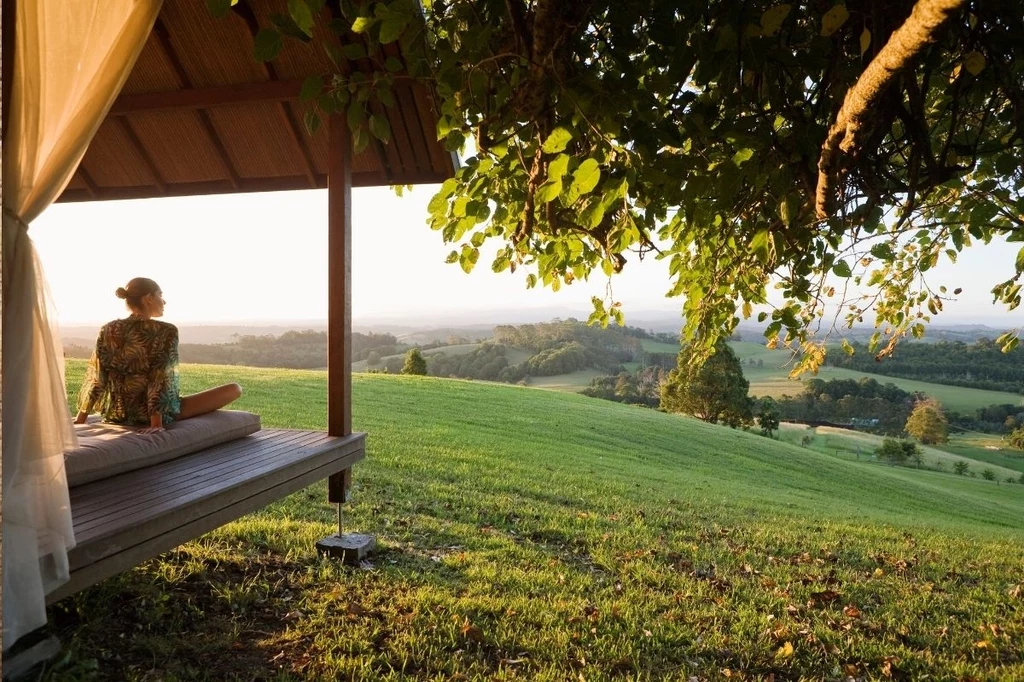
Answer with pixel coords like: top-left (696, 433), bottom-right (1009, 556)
top-left (774, 377), bottom-right (924, 436)
top-left (68, 330), bottom-right (403, 370)
top-left (581, 367), bottom-right (667, 408)
top-left (426, 343), bottom-right (511, 381)
top-left (946, 403), bottom-right (1024, 434)
top-left (492, 320), bottom-right (643, 362)
top-left (825, 340), bottom-right (1024, 394)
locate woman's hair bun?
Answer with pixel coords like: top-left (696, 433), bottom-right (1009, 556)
top-left (115, 287), bottom-right (129, 299)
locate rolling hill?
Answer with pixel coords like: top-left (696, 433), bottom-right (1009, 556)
top-left (54, 361), bottom-right (1024, 680)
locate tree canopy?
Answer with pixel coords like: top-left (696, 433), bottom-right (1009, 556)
top-left (661, 340), bottom-right (752, 426)
top-left (234, 0), bottom-right (1024, 368)
top-left (904, 398), bottom-right (949, 443)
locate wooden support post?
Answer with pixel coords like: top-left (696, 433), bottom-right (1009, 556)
top-left (318, 115), bottom-right (373, 564)
top-left (327, 113), bottom-right (352, 439)
top-left (328, 468), bottom-right (352, 504)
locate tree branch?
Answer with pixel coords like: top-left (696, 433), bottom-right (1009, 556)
top-left (815, 0), bottom-right (967, 219)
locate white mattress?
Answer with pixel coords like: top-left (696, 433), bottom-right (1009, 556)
top-left (65, 410), bottom-right (262, 487)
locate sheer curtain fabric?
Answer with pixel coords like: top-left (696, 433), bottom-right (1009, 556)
top-left (2, 0), bottom-right (161, 647)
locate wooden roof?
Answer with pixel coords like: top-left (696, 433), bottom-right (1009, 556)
top-left (57, 0), bottom-right (456, 203)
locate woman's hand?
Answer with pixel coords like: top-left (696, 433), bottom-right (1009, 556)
top-left (139, 414), bottom-right (165, 434)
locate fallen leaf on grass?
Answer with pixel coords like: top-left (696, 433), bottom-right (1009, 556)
top-left (843, 605), bottom-right (862, 618)
top-left (809, 590), bottom-right (841, 607)
top-left (775, 641), bottom-right (794, 658)
top-left (460, 618), bottom-right (484, 642)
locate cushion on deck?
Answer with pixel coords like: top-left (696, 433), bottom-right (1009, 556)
top-left (65, 411), bottom-right (262, 487)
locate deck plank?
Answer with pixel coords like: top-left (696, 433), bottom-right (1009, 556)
top-left (73, 434), bottom-right (333, 538)
top-left (48, 430), bottom-right (366, 604)
top-left (71, 429), bottom-right (311, 505)
top-left (72, 430), bottom-right (318, 523)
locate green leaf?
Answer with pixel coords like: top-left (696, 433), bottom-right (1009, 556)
top-left (287, 0), bottom-right (315, 37)
top-left (342, 43), bottom-right (367, 61)
top-left (369, 114), bottom-right (392, 143)
top-left (569, 159), bottom-right (601, 197)
top-left (750, 229), bottom-right (770, 256)
top-left (379, 16), bottom-right (408, 44)
top-left (427, 193), bottom-right (449, 217)
top-left (832, 260), bottom-right (852, 278)
top-left (542, 127), bottom-right (573, 154)
top-left (207, 0), bottom-right (234, 19)
top-left (732, 148), bottom-right (754, 166)
top-left (385, 56), bottom-right (404, 72)
top-left (547, 154), bottom-right (570, 181)
top-left (536, 179), bottom-right (563, 204)
top-left (377, 85), bottom-right (396, 108)
top-left (453, 195), bottom-right (470, 217)
top-left (869, 243), bottom-right (894, 261)
top-left (352, 127), bottom-right (370, 154)
top-left (964, 50), bottom-right (986, 76)
top-left (820, 4), bottom-right (849, 37)
top-left (253, 28), bottom-right (283, 62)
top-left (459, 245), bottom-right (479, 274)
top-left (859, 28), bottom-right (871, 55)
top-left (347, 102), bottom-right (367, 134)
top-left (300, 75), bottom-right (323, 102)
top-left (351, 16), bottom-right (376, 33)
top-left (760, 4), bottom-right (791, 37)
top-left (1017, 245), bottom-right (1024, 273)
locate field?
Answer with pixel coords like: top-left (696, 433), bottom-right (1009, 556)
top-left (50, 360), bottom-right (1024, 681)
top-left (940, 433), bottom-right (1024, 475)
top-left (776, 424), bottom-right (1024, 481)
top-left (730, 341), bottom-right (1024, 413)
top-left (352, 344), bottom-right (531, 373)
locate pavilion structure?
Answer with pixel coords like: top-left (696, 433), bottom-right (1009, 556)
top-left (1, 0), bottom-right (455, 656)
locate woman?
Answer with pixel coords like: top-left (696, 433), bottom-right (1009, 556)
top-left (75, 277), bottom-right (242, 433)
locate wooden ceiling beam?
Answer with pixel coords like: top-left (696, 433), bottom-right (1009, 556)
top-left (77, 167), bottom-right (99, 198)
top-left (152, 19), bottom-right (241, 190)
top-left (229, 5), bottom-right (319, 189)
top-left (114, 118), bottom-right (168, 195)
top-left (110, 79), bottom-right (304, 116)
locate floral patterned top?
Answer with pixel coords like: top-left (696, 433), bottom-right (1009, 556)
top-left (78, 316), bottom-right (181, 426)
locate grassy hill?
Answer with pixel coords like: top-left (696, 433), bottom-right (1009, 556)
top-left (776, 423), bottom-right (1024, 480)
top-left (352, 343), bottom-right (531, 373)
top-left (53, 361), bottom-right (1024, 680)
top-left (730, 341), bottom-right (1024, 413)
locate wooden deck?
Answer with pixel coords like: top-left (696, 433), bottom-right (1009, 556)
top-left (47, 429), bottom-right (365, 604)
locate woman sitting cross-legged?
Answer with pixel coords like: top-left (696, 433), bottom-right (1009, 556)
top-left (75, 277), bottom-right (242, 434)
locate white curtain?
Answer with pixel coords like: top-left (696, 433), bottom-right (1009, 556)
top-left (2, 0), bottom-right (162, 648)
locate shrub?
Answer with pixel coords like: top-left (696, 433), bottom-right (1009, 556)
top-left (981, 469), bottom-right (996, 481)
top-left (905, 399), bottom-right (949, 444)
top-left (953, 461), bottom-right (970, 476)
top-left (876, 438), bottom-right (920, 466)
top-left (401, 348), bottom-right (428, 376)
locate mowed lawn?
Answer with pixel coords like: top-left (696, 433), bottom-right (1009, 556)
top-left (51, 360), bottom-right (1024, 681)
top-left (730, 341), bottom-right (1024, 413)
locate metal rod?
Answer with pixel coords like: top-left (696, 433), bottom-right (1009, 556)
top-left (337, 503), bottom-right (343, 536)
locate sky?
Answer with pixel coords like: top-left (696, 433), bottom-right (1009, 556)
top-left (32, 185), bottom-right (1024, 330)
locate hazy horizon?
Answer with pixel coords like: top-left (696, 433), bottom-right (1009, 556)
top-left (34, 185), bottom-right (1024, 332)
